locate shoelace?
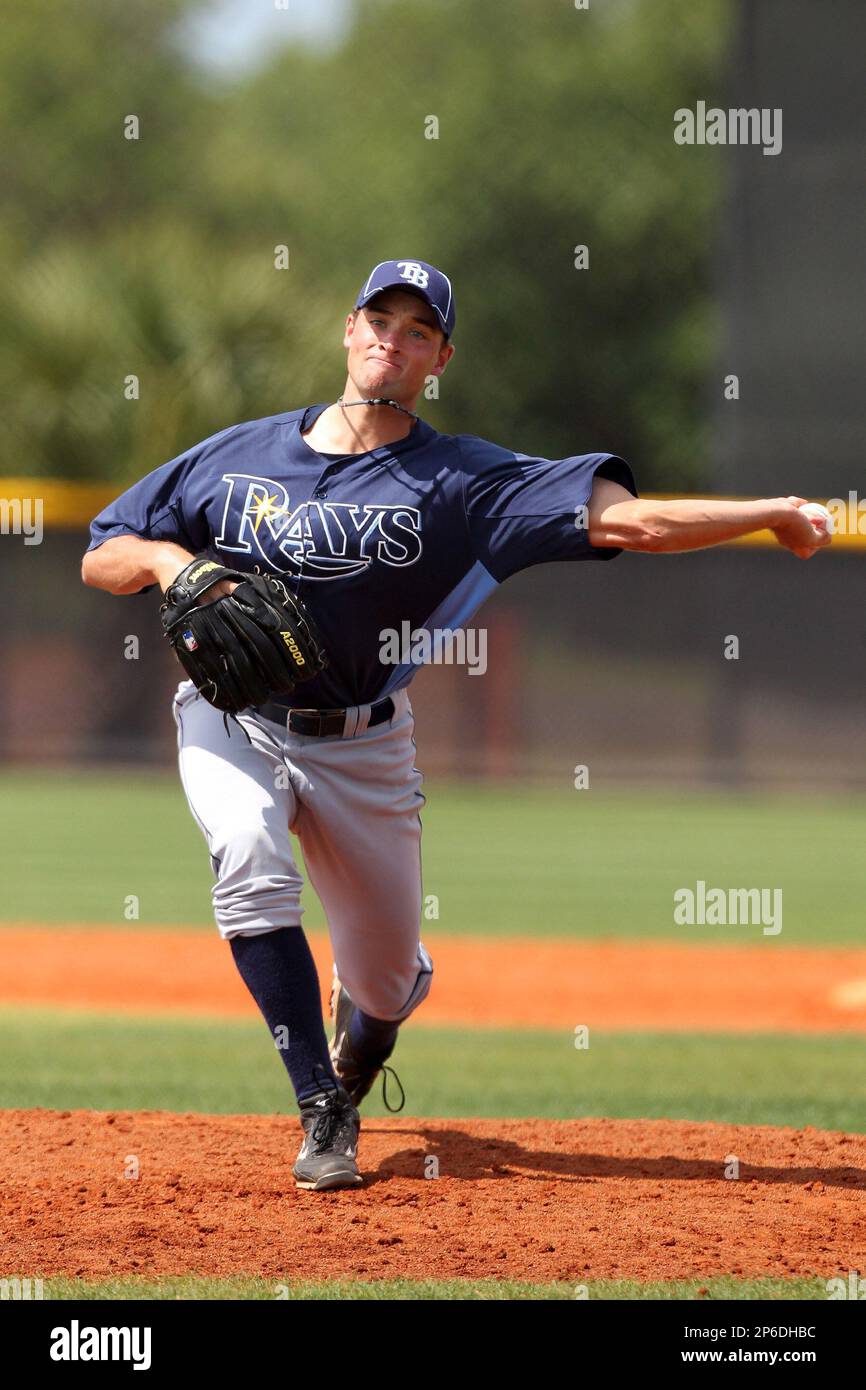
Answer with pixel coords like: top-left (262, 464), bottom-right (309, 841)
top-left (381, 1064), bottom-right (405, 1114)
top-left (309, 1052), bottom-right (405, 1116)
top-left (307, 1063), bottom-right (349, 1150)
top-left (339, 1049), bottom-right (405, 1113)
top-left (311, 1102), bottom-right (352, 1152)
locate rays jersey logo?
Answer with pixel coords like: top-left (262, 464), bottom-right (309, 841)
top-left (214, 474), bottom-right (423, 579)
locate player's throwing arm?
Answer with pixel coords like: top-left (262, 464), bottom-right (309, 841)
top-left (586, 483), bottom-right (833, 559)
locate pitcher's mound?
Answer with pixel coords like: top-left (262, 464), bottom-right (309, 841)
top-left (2, 1110), bottom-right (865, 1282)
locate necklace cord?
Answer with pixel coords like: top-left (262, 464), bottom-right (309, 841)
top-left (336, 395), bottom-right (418, 421)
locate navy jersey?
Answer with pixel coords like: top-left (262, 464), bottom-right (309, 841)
top-left (88, 403), bottom-right (637, 709)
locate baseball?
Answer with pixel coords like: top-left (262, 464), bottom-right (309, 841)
top-left (799, 502), bottom-right (834, 534)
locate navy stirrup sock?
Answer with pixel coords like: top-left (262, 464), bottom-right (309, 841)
top-left (229, 928), bottom-right (337, 1104)
top-left (348, 1008), bottom-right (400, 1063)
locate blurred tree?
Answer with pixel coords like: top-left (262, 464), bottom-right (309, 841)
top-left (0, 0), bottom-right (731, 486)
top-left (0, 0), bottom-right (196, 247)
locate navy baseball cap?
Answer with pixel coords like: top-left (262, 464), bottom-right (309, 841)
top-left (354, 259), bottom-right (455, 339)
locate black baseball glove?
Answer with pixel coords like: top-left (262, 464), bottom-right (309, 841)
top-left (160, 557), bottom-right (328, 713)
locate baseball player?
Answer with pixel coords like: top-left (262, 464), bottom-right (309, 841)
top-left (81, 258), bottom-right (831, 1191)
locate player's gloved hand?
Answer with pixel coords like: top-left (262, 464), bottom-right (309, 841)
top-left (770, 497), bottom-right (833, 560)
top-left (160, 557), bottom-right (328, 713)
top-left (198, 577), bottom-right (238, 602)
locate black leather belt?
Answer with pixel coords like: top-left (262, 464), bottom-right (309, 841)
top-left (258, 696), bottom-right (395, 737)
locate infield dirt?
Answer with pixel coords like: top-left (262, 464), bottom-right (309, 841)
top-left (2, 1109), bottom-right (864, 1282)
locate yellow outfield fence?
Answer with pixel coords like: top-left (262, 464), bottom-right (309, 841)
top-left (0, 479), bottom-right (115, 532)
top-left (1, 478), bottom-right (864, 549)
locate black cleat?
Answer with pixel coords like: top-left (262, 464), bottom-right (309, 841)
top-left (329, 975), bottom-right (405, 1112)
top-left (292, 1083), bottom-right (363, 1191)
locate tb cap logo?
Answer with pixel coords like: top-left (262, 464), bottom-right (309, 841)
top-left (397, 261), bottom-right (430, 288)
top-left (354, 258), bottom-right (455, 338)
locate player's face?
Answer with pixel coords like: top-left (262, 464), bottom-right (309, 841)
top-left (343, 290), bottom-right (454, 403)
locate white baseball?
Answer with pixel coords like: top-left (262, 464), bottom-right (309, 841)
top-left (799, 502), bottom-right (834, 535)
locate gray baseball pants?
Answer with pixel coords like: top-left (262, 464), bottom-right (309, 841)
top-left (171, 680), bottom-right (433, 1023)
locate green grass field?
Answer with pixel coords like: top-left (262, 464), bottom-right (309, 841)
top-left (2, 771), bottom-right (865, 942)
top-left (25, 1275), bottom-right (833, 1301)
top-left (2, 773), bottom-right (864, 1301)
top-left (1, 1010), bottom-right (864, 1131)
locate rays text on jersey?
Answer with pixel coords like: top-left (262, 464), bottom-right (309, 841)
top-left (214, 473), bottom-right (422, 578)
